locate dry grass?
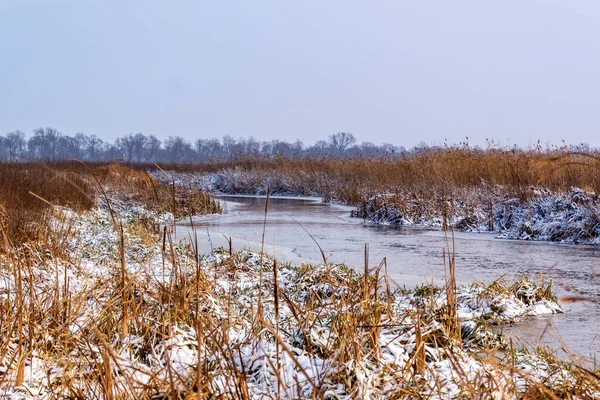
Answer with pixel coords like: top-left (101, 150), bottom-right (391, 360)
top-left (0, 154), bottom-right (599, 397)
top-left (0, 162), bottom-right (95, 246)
top-left (0, 207), bottom-right (597, 398)
top-left (100, 164), bottom-right (221, 217)
top-left (151, 147), bottom-right (600, 204)
top-left (0, 162), bottom-right (220, 248)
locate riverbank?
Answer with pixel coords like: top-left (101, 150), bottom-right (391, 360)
top-left (1, 193), bottom-right (597, 398)
top-left (352, 187), bottom-right (600, 245)
top-left (151, 169), bottom-right (600, 245)
top-left (177, 194), bottom-right (600, 362)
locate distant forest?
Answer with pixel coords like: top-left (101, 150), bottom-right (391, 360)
top-left (0, 128), bottom-right (592, 163)
top-left (0, 129), bottom-right (411, 162)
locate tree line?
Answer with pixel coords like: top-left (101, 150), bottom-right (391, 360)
top-left (0, 129), bottom-right (410, 163)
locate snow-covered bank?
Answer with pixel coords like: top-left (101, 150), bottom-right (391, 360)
top-left (150, 169), bottom-right (600, 245)
top-left (1, 196), bottom-right (598, 399)
top-left (353, 187), bottom-right (600, 245)
top-left (149, 168), bottom-right (323, 197)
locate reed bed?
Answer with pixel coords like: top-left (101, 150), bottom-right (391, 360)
top-left (1, 155), bottom-right (599, 398)
top-left (150, 149), bottom-right (600, 243)
top-left (145, 147), bottom-right (600, 204)
top-left (0, 162), bottom-right (220, 248)
top-left (0, 162), bottom-right (95, 246)
top-left (0, 190), bottom-right (597, 399)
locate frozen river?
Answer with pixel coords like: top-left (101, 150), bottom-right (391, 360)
top-left (177, 195), bottom-right (600, 365)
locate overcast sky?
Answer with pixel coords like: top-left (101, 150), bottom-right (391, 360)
top-left (1, 1), bottom-right (600, 148)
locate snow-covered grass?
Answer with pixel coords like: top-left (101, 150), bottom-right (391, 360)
top-left (147, 148), bottom-right (600, 205)
top-left (152, 158), bottom-right (600, 245)
top-left (0, 195), bottom-right (598, 399)
top-left (149, 167), bottom-right (327, 199)
top-left (353, 187), bottom-right (600, 245)
top-left (0, 163), bottom-right (221, 251)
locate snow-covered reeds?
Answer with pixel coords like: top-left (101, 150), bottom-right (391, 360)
top-left (0, 162), bottom-right (221, 248)
top-left (1, 161), bottom-right (600, 398)
top-left (148, 148), bottom-right (600, 243)
top-left (151, 145), bottom-right (600, 202)
top-left (0, 189), bottom-right (598, 398)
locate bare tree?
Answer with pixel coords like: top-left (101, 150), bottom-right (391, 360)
top-left (272, 140), bottom-right (294, 157)
top-left (307, 140), bottom-right (330, 158)
top-left (328, 132), bottom-right (356, 156)
top-left (131, 133), bottom-right (147, 163)
top-left (86, 135), bottom-right (105, 161)
top-left (56, 135), bottom-right (83, 160)
top-left (222, 135), bottom-right (236, 159)
top-left (0, 128), bottom-right (410, 162)
top-left (144, 135), bottom-right (161, 162)
top-left (245, 136), bottom-right (261, 155)
top-left (291, 139), bottom-right (304, 157)
top-left (0, 136), bottom-right (7, 161)
top-left (260, 141), bottom-right (274, 157)
top-left (4, 131), bottom-right (26, 161)
top-left (115, 133), bottom-right (137, 162)
top-left (28, 127), bottom-right (62, 160)
top-left (164, 136), bottom-right (196, 163)
top-left (196, 138), bottom-right (224, 161)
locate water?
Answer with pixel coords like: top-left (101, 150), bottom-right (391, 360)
top-left (177, 195), bottom-right (600, 365)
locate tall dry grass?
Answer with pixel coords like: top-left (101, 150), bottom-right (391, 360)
top-left (1, 222), bottom-right (597, 398)
top-left (0, 162), bottom-right (95, 245)
top-left (0, 162), bottom-right (220, 248)
top-left (149, 147), bottom-right (600, 204)
top-left (0, 158), bottom-right (598, 398)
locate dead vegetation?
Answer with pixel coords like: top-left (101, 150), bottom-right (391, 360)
top-left (0, 154), bottom-right (599, 398)
top-left (0, 162), bottom-right (220, 248)
top-left (0, 199), bottom-right (597, 398)
top-left (147, 148), bottom-right (600, 242)
top-left (154, 147), bottom-right (600, 203)
top-left (0, 162), bottom-right (95, 246)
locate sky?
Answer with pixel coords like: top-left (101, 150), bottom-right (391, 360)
top-left (1, 1), bottom-right (600, 148)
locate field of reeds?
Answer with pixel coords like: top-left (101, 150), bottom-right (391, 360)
top-left (0, 154), bottom-right (599, 398)
top-left (145, 147), bottom-right (600, 202)
top-left (0, 162), bottom-right (220, 247)
top-left (149, 148), bottom-right (600, 243)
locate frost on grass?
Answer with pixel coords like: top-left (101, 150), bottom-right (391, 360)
top-left (353, 187), bottom-right (600, 244)
top-left (149, 168), bottom-right (600, 245)
top-left (0, 200), bottom-right (597, 399)
top-left (149, 169), bottom-right (322, 198)
top-left (494, 187), bottom-right (600, 244)
top-left (166, 168), bottom-right (600, 245)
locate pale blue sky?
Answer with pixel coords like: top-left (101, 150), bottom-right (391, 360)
top-left (1, 1), bottom-right (600, 147)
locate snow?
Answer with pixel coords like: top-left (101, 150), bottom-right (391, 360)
top-left (151, 169), bottom-right (600, 245)
top-left (0, 193), bottom-right (596, 399)
top-left (354, 187), bottom-right (600, 245)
